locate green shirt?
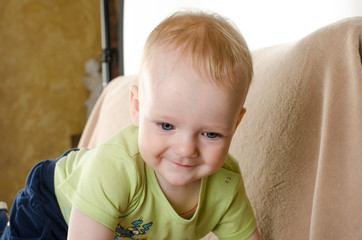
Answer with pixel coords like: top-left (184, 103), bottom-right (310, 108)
top-left (54, 124), bottom-right (256, 239)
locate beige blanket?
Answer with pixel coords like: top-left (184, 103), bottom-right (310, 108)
top-left (79, 17), bottom-right (362, 239)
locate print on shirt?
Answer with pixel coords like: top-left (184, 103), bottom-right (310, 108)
top-left (114, 218), bottom-right (153, 240)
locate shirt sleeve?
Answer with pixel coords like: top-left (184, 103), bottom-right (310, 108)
top-left (57, 144), bottom-right (142, 230)
top-left (212, 172), bottom-right (257, 240)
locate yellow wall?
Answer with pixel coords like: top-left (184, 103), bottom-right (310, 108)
top-left (0, 0), bottom-right (101, 208)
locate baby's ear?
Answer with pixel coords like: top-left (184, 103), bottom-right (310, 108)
top-left (129, 85), bottom-right (140, 126)
top-left (235, 107), bottom-right (246, 129)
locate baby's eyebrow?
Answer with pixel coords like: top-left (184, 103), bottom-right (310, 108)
top-left (202, 125), bottom-right (232, 133)
top-left (150, 112), bottom-right (177, 123)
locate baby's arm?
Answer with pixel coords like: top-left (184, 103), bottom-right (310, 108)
top-left (67, 206), bottom-right (114, 240)
top-left (246, 229), bottom-right (260, 240)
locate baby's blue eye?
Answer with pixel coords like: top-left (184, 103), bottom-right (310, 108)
top-left (160, 123), bottom-right (174, 130)
top-left (204, 132), bottom-right (220, 138)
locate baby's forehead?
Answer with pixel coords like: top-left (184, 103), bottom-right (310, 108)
top-left (146, 46), bottom-right (246, 93)
top-left (141, 48), bottom-right (214, 85)
top-left (140, 69), bottom-right (244, 109)
top-left (140, 53), bottom-right (216, 89)
top-left (140, 71), bottom-right (244, 106)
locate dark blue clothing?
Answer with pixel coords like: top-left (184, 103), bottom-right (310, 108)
top-left (0, 150), bottom-right (76, 240)
top-left (0, 209), bottom-right (7, 235)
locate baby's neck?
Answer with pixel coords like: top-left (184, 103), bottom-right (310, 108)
top-left (156, 175), bottom-right (201, 219)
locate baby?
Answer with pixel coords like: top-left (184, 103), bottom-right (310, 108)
top-left (1, 10), bottom-right (259, 240)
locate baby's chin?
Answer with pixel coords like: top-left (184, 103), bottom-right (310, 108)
top-left (156, 170), bottom-right (202, 187)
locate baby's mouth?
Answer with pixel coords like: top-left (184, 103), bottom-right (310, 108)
top-left (168, 159), bottom-right (197, 169)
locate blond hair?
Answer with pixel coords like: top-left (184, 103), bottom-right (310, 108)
top-left (140, 10), bottom-right (253, 98)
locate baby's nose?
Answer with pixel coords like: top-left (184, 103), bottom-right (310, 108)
top-left (173, 137), bottom-right (199, 158)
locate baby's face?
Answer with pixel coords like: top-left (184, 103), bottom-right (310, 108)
top-left (130, 50), bottom-right (245, 189)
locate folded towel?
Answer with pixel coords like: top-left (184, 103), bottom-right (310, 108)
top-left (232, 17), bottom-right (362, 239)
top-left (78, 74), bottom-right (137, 147)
